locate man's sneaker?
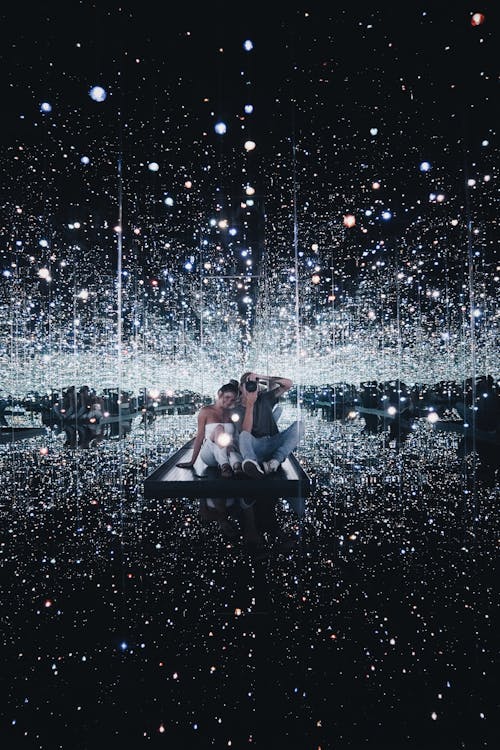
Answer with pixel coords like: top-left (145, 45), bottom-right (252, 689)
top-left (242, 459), bottom-right (265, 479)
top-left (263, 459), bottom-right (280, 474)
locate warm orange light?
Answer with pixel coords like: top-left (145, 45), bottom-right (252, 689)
top-left (343, 214), bottom-right (356, 228)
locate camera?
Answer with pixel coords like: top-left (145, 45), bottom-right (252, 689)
top-left (245, 379), bottom-right (258, 392)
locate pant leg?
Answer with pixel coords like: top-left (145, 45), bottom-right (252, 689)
top-left (199, 440), bottom-right (219, 466)
top-left (266, 421), bottom-right (304, 463)
top-left (238, 430), bottom-right (260, 462)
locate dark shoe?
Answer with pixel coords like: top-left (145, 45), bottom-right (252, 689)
top-left (232, 462), bottom-right (245, 479)
top-left (242, 459), bottom-right (264, 479)
top-left (220, 463), bottom-right (233, 479)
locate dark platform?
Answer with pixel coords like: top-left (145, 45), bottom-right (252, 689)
top-left (143, 438), bottom-right (311, 516)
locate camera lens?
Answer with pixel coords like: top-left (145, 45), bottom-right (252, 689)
top-left (245, 380), bottom-right (257, 392)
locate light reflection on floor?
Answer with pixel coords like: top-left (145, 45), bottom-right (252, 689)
top-left (1, 409), bottom-right (497, 749)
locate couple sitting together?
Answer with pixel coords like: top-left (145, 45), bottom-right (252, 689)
top-left (177, 371), bottom-right (303, 480)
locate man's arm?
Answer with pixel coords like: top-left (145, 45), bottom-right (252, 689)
top-left (255, 374), bottom-right (293, 399)
top-left (241, 389), bottom-right (258, 433)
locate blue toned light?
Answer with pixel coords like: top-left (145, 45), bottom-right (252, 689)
top-left (381, 210), bottom-right (392, 220)
top-left (419, 161), bottom-right (431, 172)
top-left (80, 156), bottom-right (90, 165)
top-left (120, 641), bottom-right (128, 651)
top-left (364, 209), bottom-right (373, 216)
top-left (148, 162), bottom-right (159, 172)
top-left (184, 261), bottom-right (193, 271)
top-left (370, 127), bottom-right (378, 136)
top-left (164, 197), bottom-right (174, 206)
top-left (243, 39), bottom-right (254, 51)
top-left (89, 85), bottom-right (107, 102)
top-left (244, 104), bottom-right (254, 114)
top-left (39, 239), bottom-right (49, 248)
top-left (40, 102), bottom-right (52, 113)
top-left (229, 228), bottom-right (237, 236)
top-left (214, 121), bottom-right (227, 135)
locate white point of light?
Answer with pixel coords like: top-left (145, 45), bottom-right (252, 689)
top-left (243, 39), bottom-right (254, 51)
top-left (370, 127), bottom-right (378, 136)
top-left (244, 104), bottom-right (254, 114)
top-left (381, 210), bottom-right (392, 220)
top-left (148, 162), bottom-right (160, 172)
top-left (420, 161), bottom-right (431, 172)
top-left (89, 85), bottom-right (107, 102)
top-left (40, 102), bottom-right (52, 113)
top-left (244, 140), bottom-right (256, 152)
top-left (214, 121), bottom-right (227, 135)
top-left (80, 156), bottom-right (90, 165)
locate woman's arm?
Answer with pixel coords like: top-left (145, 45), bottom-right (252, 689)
top-left (176, 408), bottom-right (207, 468)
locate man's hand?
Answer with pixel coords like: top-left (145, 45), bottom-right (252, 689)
top-left (245, 388), bottom-right (258, 406)
top-left (176, 461), bottom-right (194, 469)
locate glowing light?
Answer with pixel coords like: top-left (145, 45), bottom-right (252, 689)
top-left (244, 140), bottom-right (256, 152)
top-left (427, 412), bottom-right (439, 424)
top-left (184, 180), bottom-right (192, 188)
top-left (40, 102), bottom-right (52, 113)
top-left (471, 13), bottom-right (485, 26)
top-left (245, 186), bottom-right (255, 195)
top-left (89, 85), bottom-right (107, 102)
top-left (420, 161), bottom-right (431, 172)
top-left (148, 162), bottom-right (160, 172)
top-left (370, 127), bottom-right (378, 136)
top-left (343, 214), bottom-right (356, 228)
top-left (164, 197), bottom-right (174, 206)
top-left (216, 432), bottom-right (232, 448)
top-left (149, 388), bottom-right (160, 399)
top-left (231, 413), bottom-right (240, 423)
top-left (214, 121), bottom-right (227, 135)
top-left (243, 39), bottom-right (254, 51)
top-left (80, 156), bottom-right (90, 165)
top-left (311, 274), bottom-right (321, 285)
top-left (244, 104), bottom-right (254, 114)
top-left (39, 239), bottom-right (49, 247)
top-left (372, 181), bottom-right (380, 189)
top-left (387, 406), bottom-right (397, 416)
top-left (40, 447), bottom-right (49, 455)
top-left (38, 268), bottom-right (51, 280)
top-left (77, 290), bottom-right (89, 301)
top-left (381, 210), bottom-right (392, 220)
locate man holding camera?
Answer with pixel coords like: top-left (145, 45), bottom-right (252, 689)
top-left (235, 371), bottom-right (303, 479)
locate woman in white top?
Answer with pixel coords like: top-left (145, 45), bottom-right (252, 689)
top-left (176, 381), bottom-right (243, 478)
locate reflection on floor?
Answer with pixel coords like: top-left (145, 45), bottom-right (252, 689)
top-left (0, 410), bottom-right (497, 749)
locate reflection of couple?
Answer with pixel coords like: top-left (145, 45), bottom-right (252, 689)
top-left (177, 371), bottom-right (303, 479)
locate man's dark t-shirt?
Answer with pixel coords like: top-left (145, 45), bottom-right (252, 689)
top-left (234, 389), bottom-right (279, 438)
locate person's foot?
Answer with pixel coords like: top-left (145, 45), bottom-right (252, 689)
top-left (262, 458), bottom-right (280, 474)
top-left (232, 462), bottom-right (245, 478)
top-left (220, 463), bottom-right (233, 479)
top-left (242, 459), bottom-right (265, 479)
